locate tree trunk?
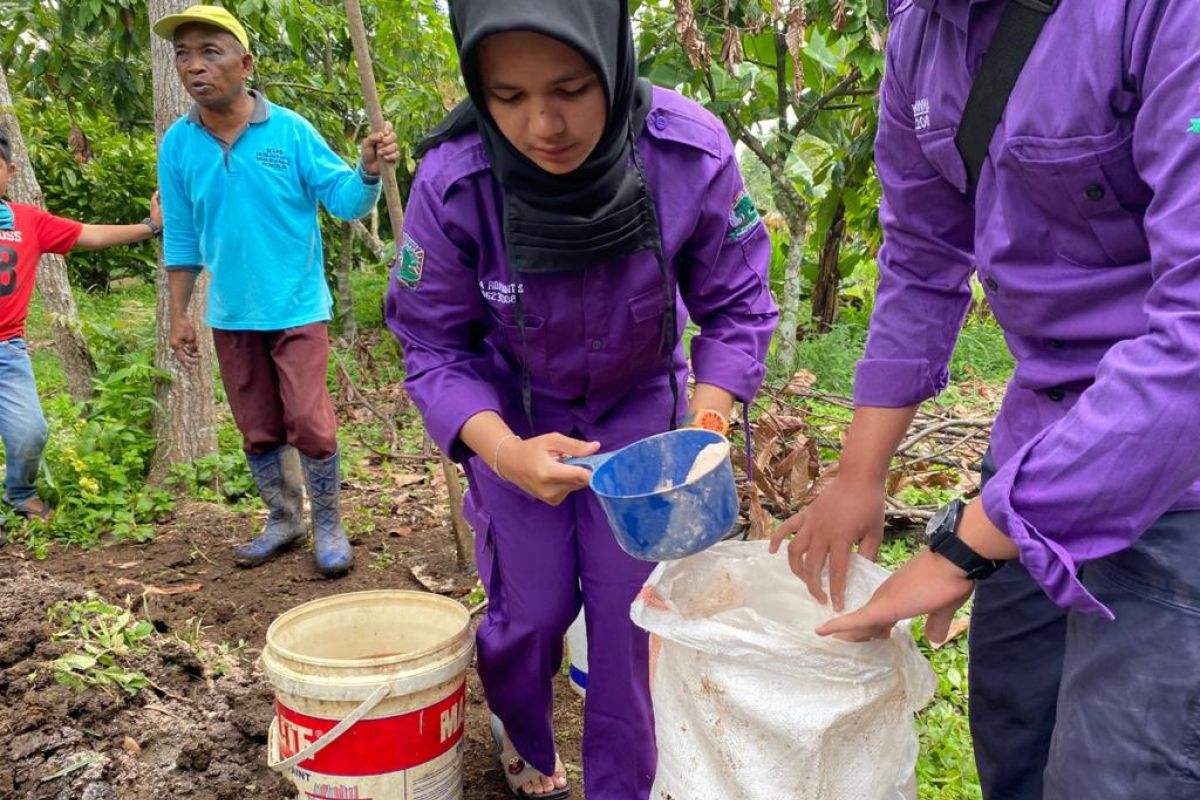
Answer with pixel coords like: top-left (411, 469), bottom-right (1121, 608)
top-left (0, 67), bottom-right (97, 404)
top-left (147, 0), bottom-right (218, 484)
top-left (335, 222), bottom-right (357, 341)
top-left (774, 194), bottom-right (809, 371)
top-left (812, 199), bottom-right (846, 333)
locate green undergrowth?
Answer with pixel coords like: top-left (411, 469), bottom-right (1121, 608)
top-left (878, 538), bottom-right (981, 800)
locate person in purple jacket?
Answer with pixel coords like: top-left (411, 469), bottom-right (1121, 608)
top-left (386, 1), bottom-right (777, 796)
top-left (769, 0), bottom-right (1200, 798)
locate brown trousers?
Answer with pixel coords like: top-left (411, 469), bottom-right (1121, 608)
top-left (211, 322), bottom-right (338, 459)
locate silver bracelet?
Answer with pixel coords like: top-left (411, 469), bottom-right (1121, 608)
top-left (492, 434), bottom-right (520, 481)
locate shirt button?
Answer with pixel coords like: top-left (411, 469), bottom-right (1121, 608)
top-left (1049, 339), bottom-right (1065, 349)
top-left (1084, 184), bottom-right (1106, 202)
top-left (1047, 387), bottom-right (1066, 402)
top-left (984, 276), bottom-right (999, 291)
top-left (653, 115), bottom-right (668, 131)
top-left (591, 339), bottom-right (604, 350)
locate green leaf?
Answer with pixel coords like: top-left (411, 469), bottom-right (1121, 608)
top-left (56, 653), bottom-right (98, 670)
top-left (40, 754), bottom-right (104, 784)
top-left (285, 18), bottom-right (304, 57)
top-left (805, 29), bottom-right (841, 74)
top-left (742, 31), bottom-right (778, 66)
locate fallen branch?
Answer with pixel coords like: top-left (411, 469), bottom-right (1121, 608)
top-left (146, 678), bottom-right (190, 704)
top-left (115, 578), bottom-right (203, 596)
top-left (334, 354), bottom-right (399, 450)
top-left (897, 418), bottom-right (991, 455)
top-left (142, 703), bottom-right (185, 721)
top-left (260, 80), bottom-right (336, 96)
top-left (884, 496), bottom-right (936, 523)
top-left (351, 219), bottom-right (392, 262)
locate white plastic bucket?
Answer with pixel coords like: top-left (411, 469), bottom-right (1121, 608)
top-left (566, 609), bottom-right (587, 697)
top-left (262, 590), bottom-right (474, 800)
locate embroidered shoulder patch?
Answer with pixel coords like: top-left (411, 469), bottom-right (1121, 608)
top-left (395, 233), bottom-right (425, 288)
top-left (727, 191), bottom-right (761, 242)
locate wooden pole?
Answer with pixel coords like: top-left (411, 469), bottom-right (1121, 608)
top-left (344, 0), bottom-right (405, 234)
top-left (343, 0), bottom-right (474, 569)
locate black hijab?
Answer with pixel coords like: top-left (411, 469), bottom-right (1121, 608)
top-left (419, 0), bottom-right (660, 274)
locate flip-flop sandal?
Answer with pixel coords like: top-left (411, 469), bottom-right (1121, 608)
top-left (489, 715), bottom-right (571, 800)
top-left (14, 499), bottom-right (52, 521)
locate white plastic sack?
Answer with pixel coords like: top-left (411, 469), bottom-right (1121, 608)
top-left (631, 540), bottom-right (936, 800)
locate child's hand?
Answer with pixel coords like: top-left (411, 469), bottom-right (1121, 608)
top-left (149, 190), bottom-right (163, 230)
top-left (496, 434), bottom-right (598, 506)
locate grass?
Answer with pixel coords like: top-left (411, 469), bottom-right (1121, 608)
top-left (878, 538), bottom-right (981, 800)
top-left (789, 312), bottom-right (1013, 400)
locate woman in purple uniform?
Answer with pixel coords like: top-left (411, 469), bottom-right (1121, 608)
top-left (386, 1), bottom-right (778, 796)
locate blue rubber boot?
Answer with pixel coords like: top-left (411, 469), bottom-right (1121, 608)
top-left (233, 448), bottom-right (307, 567)
top-left (302, 451), bottom-right (353, 577)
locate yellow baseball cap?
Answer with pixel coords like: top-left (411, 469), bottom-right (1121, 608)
top-left (152, 4), bottom-right (251, 53)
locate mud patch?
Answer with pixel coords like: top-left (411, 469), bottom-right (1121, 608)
top-left (0, 568), bottom-right (292, 799)
top-left (0, 491), bottom-right (585, 799)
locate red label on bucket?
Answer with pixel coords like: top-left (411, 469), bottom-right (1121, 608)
top-left (277, 680), bottom-right (467, 777)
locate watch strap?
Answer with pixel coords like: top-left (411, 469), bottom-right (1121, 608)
top-left (928, 499), bottom-right (1007, 580)
top-left (933, 527), bottom-right (1007, 580)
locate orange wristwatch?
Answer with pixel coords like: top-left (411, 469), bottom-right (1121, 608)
top-left (685, 408), bottom-right (729, 436)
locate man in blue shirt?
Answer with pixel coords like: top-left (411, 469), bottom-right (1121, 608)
top-left (154, 5), bottom-right (398, 576)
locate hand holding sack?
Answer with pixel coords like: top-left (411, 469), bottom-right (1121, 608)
top-left (631, 541), bottom-right (936, 800)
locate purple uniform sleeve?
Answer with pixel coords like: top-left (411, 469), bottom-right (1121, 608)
top-left (981, 0), bottom-right (1200, 618)
top-left (385, 167), bottom-right (501, 462)
top-left (854, 44), bottom-right (976, 409)
top-left (680, 145), bottom-right (779, 403)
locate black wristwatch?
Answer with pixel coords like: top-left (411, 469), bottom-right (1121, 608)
top-left (141, 217), bottom-right (162, 237)
top-left (926, 499), bottom-right (1008, 581)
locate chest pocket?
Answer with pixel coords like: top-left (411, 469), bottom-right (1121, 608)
top-left (1005, 126), bottom-right (1150, 268)
top-left (492, 309), bottom-right (549, 380)
top-left (624, 285), bottom-right (669, 368)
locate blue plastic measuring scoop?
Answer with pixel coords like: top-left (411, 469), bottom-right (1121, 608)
top-left (566, 428), bottom-right (738, 561)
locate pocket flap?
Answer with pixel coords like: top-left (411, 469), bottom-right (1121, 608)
top-left (916, 126), bottom-right (969, 195)
top-left (630, 285), bottom-right (667, 323)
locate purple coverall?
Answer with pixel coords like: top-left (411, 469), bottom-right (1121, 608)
top-left (872, 1), bottom-right (1200, 796)
top-left (386, 86), bottom-right (778, 799)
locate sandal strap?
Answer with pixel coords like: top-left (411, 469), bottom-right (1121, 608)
top-left (489, 715), bottom-right (566, 794)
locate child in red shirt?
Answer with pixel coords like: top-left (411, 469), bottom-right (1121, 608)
top-left (0, 124), bottom-right (162, 523)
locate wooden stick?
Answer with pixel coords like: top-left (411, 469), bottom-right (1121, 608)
top-left (440, 453), bottom-right (474, 569)
top-left (344, 0), bottom-right (405, 236)
top-left (344, 0), bottom-right (473, 569)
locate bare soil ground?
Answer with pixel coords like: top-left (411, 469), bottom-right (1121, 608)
top-left (0, 485), bottom-right (585, 799)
